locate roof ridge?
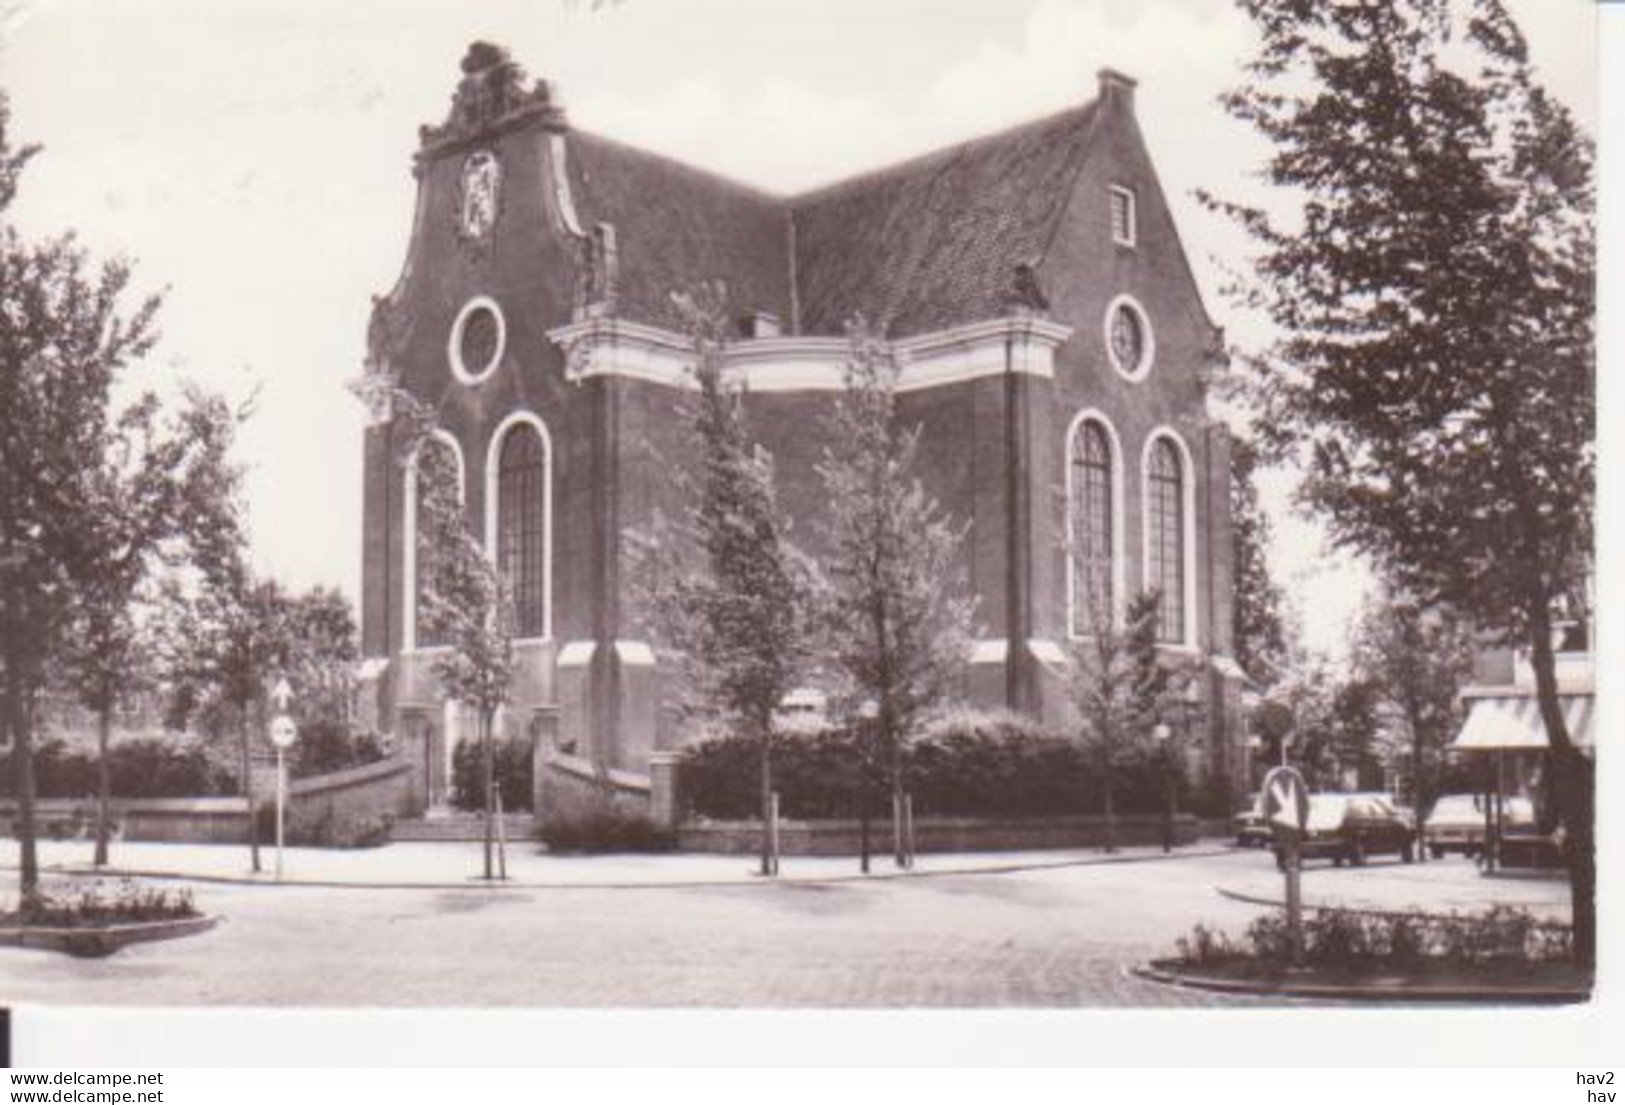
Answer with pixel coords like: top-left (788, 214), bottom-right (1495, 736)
top-left (788, 100), bottom-right (1097, 206)
top-left (569, 127), bottom-right (789, 204)
top-left (1029, 102), bottom-right (1107, 273)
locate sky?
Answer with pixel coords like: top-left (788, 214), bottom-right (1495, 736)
top-left (0, 0), bottom-right (1599, 660)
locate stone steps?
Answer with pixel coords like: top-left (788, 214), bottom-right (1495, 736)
top-left (391, 813), bottom-right (537, 842)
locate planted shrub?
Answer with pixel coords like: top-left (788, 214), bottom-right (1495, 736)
top-left (254, 804), bottom-right (393, 849)
top-left (0, 740), bottom-right (96, 797)
top-left (680, 709), bottom-right (1175, 821)
top-left (451, 737), bottom-right (534, 813)
top-left (290, 722), bottom-right (387, 779)
top-left (107, 738), bottom-right (233, 797)
top-left (537, 811), bottom-right (674, 854)
top-left (1177, 904), bottom-right (1574, 969)
top-left (1, 738), bottom-right (232, 799)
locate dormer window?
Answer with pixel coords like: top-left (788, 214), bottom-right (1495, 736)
top-left (1110, 186), bottom-right (1137, 247)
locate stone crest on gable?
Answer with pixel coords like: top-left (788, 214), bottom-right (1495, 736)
top-left (459, 150), bottom-right (502, 242)
top-left (418, 41), bottom-right (567, 158)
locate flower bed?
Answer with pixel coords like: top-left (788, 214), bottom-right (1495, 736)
top-left (0, 880), bottom-right (216, 958)
top-left (1140, 905), bottom-right (1589, 1002)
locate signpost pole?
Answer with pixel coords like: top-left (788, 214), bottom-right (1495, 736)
top-left (1285, 837), bottom-right (1303, 967)
top-left (1261, 764), bottom-right (1309, 970)
top-left (275, 745), bottom-right (287, 882)
top-left (267, 680), bottom-right (298, 885)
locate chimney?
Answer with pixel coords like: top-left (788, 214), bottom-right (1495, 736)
top-left (1097, 68), bottom-right (1137, 113)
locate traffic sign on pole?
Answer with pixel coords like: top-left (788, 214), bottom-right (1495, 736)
top-left (1261, 765), bottom-right (1309, 836)
top-left (267, 713), bottom-right (298, 881)
top-left (1260, 764), bottom-right (1310, 967)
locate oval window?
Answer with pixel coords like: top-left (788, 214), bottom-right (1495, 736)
top-left (1104, 296), bottom-right (1154, 381)
top-left (448, 296), bottom-right (506, 384)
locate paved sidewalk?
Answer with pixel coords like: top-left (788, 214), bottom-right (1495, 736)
top-left (1215, 854), bottom-right (1572, 922)
top-left (8, 837), bottom-right (1235, 891)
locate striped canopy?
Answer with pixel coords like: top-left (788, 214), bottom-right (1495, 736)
top-left (1452, 693), bottom-right (1595, 752)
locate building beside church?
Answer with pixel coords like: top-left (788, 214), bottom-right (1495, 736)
top-left (351, 42), bottom-right (1245, 817)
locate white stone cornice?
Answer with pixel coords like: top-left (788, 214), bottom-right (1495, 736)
top-left (346, 368), bottom-right (399, 427)
top-left (545, 315), bottom-right (1074, 394)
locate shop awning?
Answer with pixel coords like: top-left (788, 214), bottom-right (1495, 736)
top-left (1451, 692), bottom-right (1594, 752)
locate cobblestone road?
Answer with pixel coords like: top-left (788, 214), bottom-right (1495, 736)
top-left (0, 850), bottom-right (1560, 1007)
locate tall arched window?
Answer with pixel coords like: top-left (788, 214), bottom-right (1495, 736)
top-left (1069, 419), bottom-right (1115, 635)
top-left (1146, 436), bottom-right (1185, 644)
top-left (497, 424), bottom-right (549, 638)
top-left (412, 435), bottom-right (462, 649)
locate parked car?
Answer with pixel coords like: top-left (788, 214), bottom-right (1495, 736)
top-left (1276, 793), bottom-right (1416, 867)
top-left (1422, 794), bottom-right (1534, 859)
top-left (1232, 792), bottom-right (1271, 848)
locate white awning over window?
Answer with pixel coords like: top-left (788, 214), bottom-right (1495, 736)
top-left (1452, 693), bottom-right (1594, 752)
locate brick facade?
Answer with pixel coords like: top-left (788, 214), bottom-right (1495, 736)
top-left (353, 44), bottom-right (1246, 815)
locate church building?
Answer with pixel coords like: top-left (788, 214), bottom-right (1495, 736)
top-left (351, 42), bottom-right (1246, 818)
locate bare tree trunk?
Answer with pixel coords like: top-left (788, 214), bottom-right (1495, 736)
top-left (889, 733), bottom-right (908, 869)
top-left (94, 703), bottom-right (112, 867)
top-left (1102, 772), bottom-right (1117, 855)
top-left (6, 659), bottom-right (40, 904)
top-left (482, 709), bottom-right (495, 881)
top-left (858, 724), bottom-right (872, 874)
top-left (1409, 705), bottom-right (1426, 865)
top-left (1527, 600), bottom-right (1594, 969)
top-left (758, 725), bottom-right (776, 877)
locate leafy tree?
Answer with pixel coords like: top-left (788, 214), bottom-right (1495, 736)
top-left (1352, 586), bottom-right (1476, 825)
top-left (161, 505), bottom-right (358, 876)
top-left (1230, 437), bottom-right (1287, 686)
top-left (814, 317), bottom-right (974, 870)
top-left (61, 387), bottom-right (240, 866)
top-left (1, 92), bottom-right (161, 899)
top-left (391, 390), bottom-right (515, 880)
top-left (1325, 677), bottom-right (1384, 790)
top-left (1068, 590), bottom-right (1192, 852)
top-left (1212, 0), bottom-right (1597, 963)
top-left (631, 282), bottom-right (812, 876)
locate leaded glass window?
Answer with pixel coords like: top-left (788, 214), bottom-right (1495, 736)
top-left (1147, 437), bottom-right (1185, 643)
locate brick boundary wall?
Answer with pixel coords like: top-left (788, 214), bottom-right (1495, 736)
top-left (678, 812), bottom-right (1203, 856)
top-left (535, 753), bottom-right (652, 822)
top-left (2, 758), bottom-right (416, 845)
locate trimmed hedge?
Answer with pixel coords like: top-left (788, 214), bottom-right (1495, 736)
top-left (451, 737), bottom-right (534, 813)
top-left (254, 804), bottom-right (393, 849)
top-left (0, 738), bottom-right (234, 799)
top-left (681, 711), bottom-right (1185, 821)
top-left (538, 810), bottom-right (674, 854)
top-left (290, 722), bottom-right (387, 780)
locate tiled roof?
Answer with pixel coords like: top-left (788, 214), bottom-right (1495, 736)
top-left (563, 101), bottom-right (1100, 338)
top-left (789, 104), bottom-right (1097, 337)
top-left (565, 130), bottom-right (793, 332)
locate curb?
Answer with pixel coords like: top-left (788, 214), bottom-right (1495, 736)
top-left (9, 845), bottom-right (1239, 893)
top-left (0, 914), bottom-right (221, 958)
top-left (1130, 962), bottom-right (1589, 1004)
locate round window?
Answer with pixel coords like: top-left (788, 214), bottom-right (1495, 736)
top-left (1103, 295), bottom-right (1154, 381)
top-left (448, 296), bottom-right (506, 384)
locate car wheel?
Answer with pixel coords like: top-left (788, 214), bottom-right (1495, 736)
top-left (1430, 846), bottom-right (1444, 860)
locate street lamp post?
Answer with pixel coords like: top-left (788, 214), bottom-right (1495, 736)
top-left (1152, 722), bottom-right (1174, 853)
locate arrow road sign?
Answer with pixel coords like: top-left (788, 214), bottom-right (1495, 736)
top-left (271, 678), bottom-right (294, 711)
top-left (1261, 765), bottom-right (1309, 835)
